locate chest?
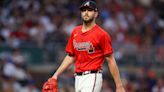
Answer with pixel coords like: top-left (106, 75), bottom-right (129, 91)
top-left (73, 32), bottom-right (100, 53)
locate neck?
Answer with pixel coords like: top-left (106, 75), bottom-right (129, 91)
top-left (82, 21), bottom-right (96, 32)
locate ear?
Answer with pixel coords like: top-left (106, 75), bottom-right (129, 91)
top-left (94, 12), bottom-right (98, 18)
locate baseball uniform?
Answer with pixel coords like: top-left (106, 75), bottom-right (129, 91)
top-left (66, 24), bottom-right (113, 92)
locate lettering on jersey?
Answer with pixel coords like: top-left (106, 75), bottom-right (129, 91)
top-left (73, 40), bottom-right (95, 53)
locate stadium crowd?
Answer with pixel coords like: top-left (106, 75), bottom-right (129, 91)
top-left (0, 48), bottom-right (39, 92)
top-left (0, 0), bottom-right (164, 92)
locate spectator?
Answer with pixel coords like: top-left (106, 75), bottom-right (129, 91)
top-left (0, 54), bottom-right (17, 92)
top-left (152, 78), bottom-right (164, 92)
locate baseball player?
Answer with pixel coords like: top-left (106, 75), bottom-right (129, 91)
top-left (42, 0), bottom-right (125, 92)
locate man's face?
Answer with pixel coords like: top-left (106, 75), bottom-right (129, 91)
top-left (80, 8), bottom-right (97, 23)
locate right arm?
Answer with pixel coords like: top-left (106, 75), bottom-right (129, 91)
top-left (52, 55), bottom-right (75, 80)
top-left (52, 28), bottom-right (76, 79)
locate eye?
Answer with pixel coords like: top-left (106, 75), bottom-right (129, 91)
top-left (80, 9), bottom-right (87, 12)
top-left (87, 8), bottom-right (94, 11)
top-left (80, 8), bottom-right (94, 12)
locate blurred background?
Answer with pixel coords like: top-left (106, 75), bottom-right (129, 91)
top-left (0, 0), bottom-right (164, 92)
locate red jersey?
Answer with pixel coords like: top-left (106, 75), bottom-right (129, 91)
top-left (66, 24), bottom-right (113, 72)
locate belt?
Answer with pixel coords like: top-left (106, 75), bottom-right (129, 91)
top-left (74, 70), bottom-right (102, 76)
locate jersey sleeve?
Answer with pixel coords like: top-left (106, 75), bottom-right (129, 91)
top-left (65, 32), bottom-right (75, 56)
top-left (100, 32), bottom-right (113, 56)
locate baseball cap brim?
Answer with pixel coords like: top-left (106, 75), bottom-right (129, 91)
top-left (79, 0), bottom-right (98, 11)
top-left (79, 6), bottom-right (95, 11)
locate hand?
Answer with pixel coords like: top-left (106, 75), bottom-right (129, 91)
top-left (116, 86), bottom-right (125, 92)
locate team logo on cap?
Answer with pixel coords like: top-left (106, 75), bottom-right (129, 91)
top-left (84, 1), bottom-right (90, 6)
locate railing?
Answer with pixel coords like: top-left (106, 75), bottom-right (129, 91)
top-left (0, 45), bottom-right (163, 67)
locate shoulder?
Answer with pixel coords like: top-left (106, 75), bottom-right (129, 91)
top-left (95, 25), bottom-right (111, 37)
top-left (69, 25), bottom-right (82, 37)
top-left (72, 25), bottom-right (82, 34)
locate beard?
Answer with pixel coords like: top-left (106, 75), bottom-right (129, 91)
top-left (82, 15), bottom-right (94, 24)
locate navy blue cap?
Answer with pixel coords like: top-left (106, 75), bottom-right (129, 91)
top-left (80, 0), bottom-right (98, 11)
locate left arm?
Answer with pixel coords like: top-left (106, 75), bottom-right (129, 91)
top-left (106, 54), bottom-right (125, 92)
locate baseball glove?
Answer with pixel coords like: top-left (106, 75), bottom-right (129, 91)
top-left (42, 78), bottom-right (58, 92)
